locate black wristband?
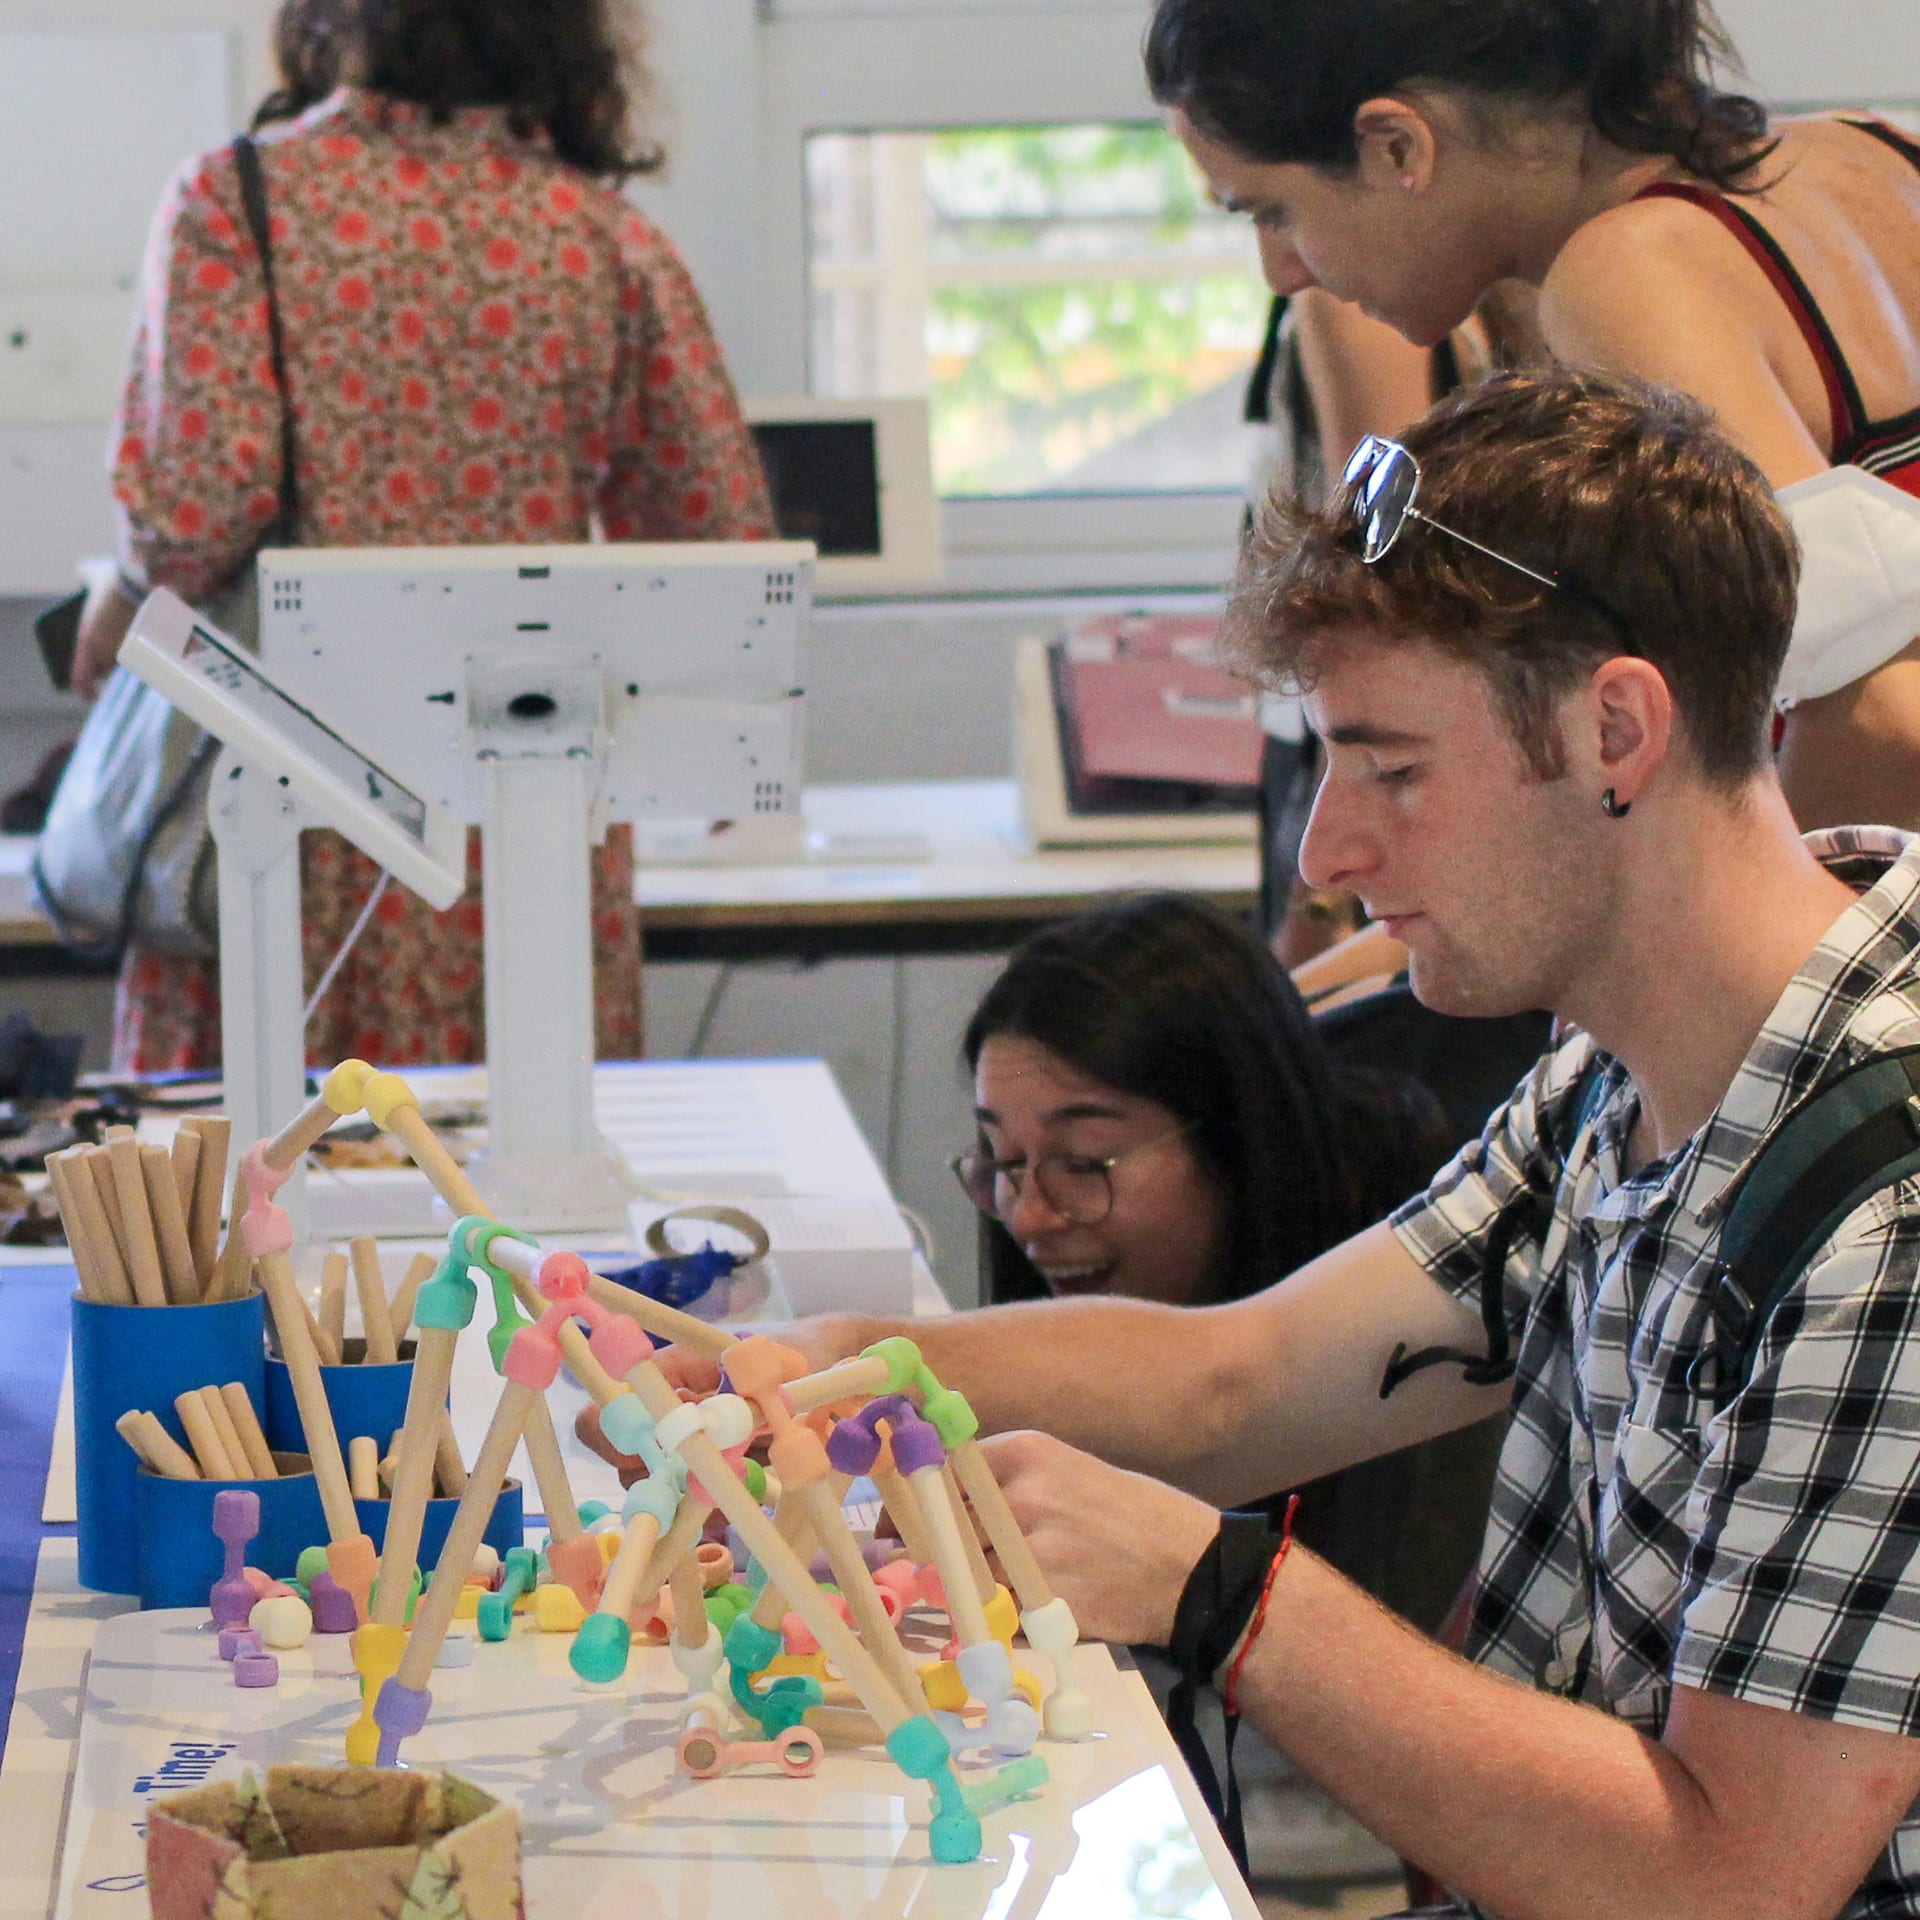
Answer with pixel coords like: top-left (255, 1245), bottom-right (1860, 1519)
top-left (1161, 1507), bottom-right (1283, 1874)
top-left (1167, 1508), bottom-right (1282, 1682)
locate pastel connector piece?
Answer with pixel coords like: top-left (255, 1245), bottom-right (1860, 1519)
top-left (677, 1722), bottom-right (823, 1780)
top-left (218, 1625), bottom-right (262, 1662)
top-left (413, 1246), bottom-right (479, 1334)
top-left (320, 1058), bottom-right (375, 1115)
top-left (371, 1678), bottom-right (432, 1769)
top-left (766, 1425), bottom-right (830, 1490)
top-left (535, 1250), bottom-right (592, 1303)
top-left (598, 1393), bottom-right (656, 1457)
top-left (308, 1571), bottom-right (359, 1634)
top-left (478, 1546), bottom-right (540, 1641)
top-left (570, 1613), bottom-right (633, 1684)
top-left (237, 1143), bottom-right (293, 1259)
top-left (958, 1753), bottom-right (1048, 1818)
top-left (327, 1534), bottom-right (379, 1625)
top-left (359, 1071), bottom-right (419, 1130)
top-left (670, 1625), bottom-right (726, 1691)
top-left (919, 1383), bottom-right (979, 1449)
top-left (587, 1317), bottom-right (651, 1380)
top-left (887, 1404), bottom-right (945, 1478)
top-left (862, 1336), bottom-right (925, 1395)
top-left (502, 1324), bottom-right (562, 1391)
top-left (233, 1650), bottom-right (279, 1688)
top-left (543, 1532), bottom-right (606, 1612)
top-left (886, 1713), bottom-right (982, 1866)
top-left (346, 1620), bottom-right (410, 1766)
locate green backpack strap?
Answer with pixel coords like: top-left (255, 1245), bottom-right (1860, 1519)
top-left (1705, 1045), bottom-right (1920, 1412)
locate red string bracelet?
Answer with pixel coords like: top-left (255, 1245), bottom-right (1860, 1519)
top-left (1222, 1493), bottom-right (1298, 1718)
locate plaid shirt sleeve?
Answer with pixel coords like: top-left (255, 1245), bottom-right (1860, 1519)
top-left (1675, 1183), bottom-right (1920, 1734)
top-left (1389, 1031), bottom-right (1603, 1325)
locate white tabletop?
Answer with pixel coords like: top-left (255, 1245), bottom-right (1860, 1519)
top-left (0, 780), bottom-right (1257, 947)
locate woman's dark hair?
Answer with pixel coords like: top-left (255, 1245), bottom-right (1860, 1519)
top-left (1145, 0), bottom-right (1774, 192)
top-left (963, 892), bottom-right (1452, 1307)
top-left (257, 0), bottom-right (663, 178)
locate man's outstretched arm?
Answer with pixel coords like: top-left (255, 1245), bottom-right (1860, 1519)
top-left (780, 1221), bottom-right (1512, 1506)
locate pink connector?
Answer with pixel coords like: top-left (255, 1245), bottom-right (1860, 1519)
top-left (678, 1723), bottom-right (823, 1781)
top-left (588, 1316), bottom-right (651, 1380)
top-left (237, 1143), bottom-right (293, 1260)
top-left (535, 1250), bottom-right (592, 1302)
top-left (502, 1324), bottom-right (563, 1391)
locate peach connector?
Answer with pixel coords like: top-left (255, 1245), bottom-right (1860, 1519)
top-left (546, 1531), bottom-right (605, 1610)
top-left (589, 1317), bottom-right (651, 1379)
top-left (767, 1425), bottom-right (830, 1490)
top-left (328, 1534), bottom-right (378, 1626)
top-left (723, 1336), bottom-right (809, 1402)
top-left (502, 1325), bottom-right (562, 1391)
top-left (238, 1143), bottom-right (293, 1259)
top-left (536, 1250), bottom-right (591, 1303)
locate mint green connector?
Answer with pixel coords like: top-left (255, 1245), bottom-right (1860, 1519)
top-left (959, 1753), bottom-right (1049, 1818)
top-left (888, 1713), bottom-right (983, 1864)
top-left (725, 1614), bottom-right (822, 1735)
top-left (477, 1546), bottom-right (538, 1642)
top-left (570, 1612), bottom-right (632, 1684)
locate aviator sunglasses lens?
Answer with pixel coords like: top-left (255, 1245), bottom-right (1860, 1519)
top-left (1357, 445), bottom-right (1418, 562)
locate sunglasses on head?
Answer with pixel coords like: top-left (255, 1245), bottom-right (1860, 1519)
top-left (1342, 435), bottom-right (1632, 640)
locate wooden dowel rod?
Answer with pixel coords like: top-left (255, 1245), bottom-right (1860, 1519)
top-left (786, 1354), bottom-right (892, 1417)
top-left (389, 1252), bottom-right (434, 1345)
top-left (870, 1452), bottom-right (940, 1570)
top-left (169, 1126), bottom-right (201, 1226)
top-left (175, 1388), bottom-right (239, 1480)
top-left (318, 1251), bottom-right (348, 1355)
top-left (255, 1250), bottom-right (359, 1542)
top-left (206, 1165), bottom-right (253, 1304)
top-left (793, 1472), bottom-right (925, 1710)
top-left (666, 1545), bottom-right (710, 1652)
top-left (296, 1280), bottom-right (342, 1368)
top-left (909, 1463), bottom-right (994, 1649)
top-left (394, 1381), bottom-right (539, 1690)
top-left (372, 1325), bottom-right (462, 1629)
top-left (220, 1383), bottom-right (279, 1479)
top-left (84, 1148), bottom-right (135, 1280)
top-left (946, 1439), bottom-right (1051, 1610)
top-left (115, 1409), bottom-right (199, 1479)
top-left (433, 1411), bottom-right (467, 1498)
top-left (521, 1394), bottom-right (581, 1542)
top-left (636, 1494), bottom-right (717, 1617)
top-left (349, 1434), bottom-right (380, 1502)
top-left (46, 1153), bottom-right (108, 1304)
top-left (943, 1461), bottom-right (997, 1605)
top-left (594, 1510), bottom-right (661, 1623)
top-left (141, 1144), bottom-right (200, 1304)
top-left (184, 1117), bottom-right (230, 1293)
top-left (107, 1133), bottom-right (167, 1308)
top-left (350, 1238), bottom-right (398, 1363)
top-left (199, 1385), bottom-right (255, 1485)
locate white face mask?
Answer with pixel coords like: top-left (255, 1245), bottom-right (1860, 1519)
top-left (1776, 465), bottom-right (1920, 708)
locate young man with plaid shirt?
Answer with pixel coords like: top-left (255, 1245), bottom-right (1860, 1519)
top-left (687, 368), bottom-right (1920, 1917)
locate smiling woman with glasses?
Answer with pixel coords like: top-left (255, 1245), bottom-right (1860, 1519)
top-left (959, 891), bottom-right (1450, 1310)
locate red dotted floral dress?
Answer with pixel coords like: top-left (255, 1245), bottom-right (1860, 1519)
top-left (109, 86), bottom-right (775, 1074)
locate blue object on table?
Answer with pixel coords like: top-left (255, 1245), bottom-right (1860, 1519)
top-left (595, 1243), bottom-right (741, 1310)
top-left (263, 1345), bottom-right (415, 1461)
top-left (135, 1454), bottom-right (324, 1609)
top-left (353, 1476), bottom-right (523, 1567)
top-left (71, 1290), bottom-right (266, 1594)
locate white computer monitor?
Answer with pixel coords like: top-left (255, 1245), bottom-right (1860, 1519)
top-left (745, 395), bottom-right (942, 596)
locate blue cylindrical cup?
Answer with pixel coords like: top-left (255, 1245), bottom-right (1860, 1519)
top-left (353, 1478), bottom-right (525, 1568)
top-left (264, 1340), bottom-right (416, 1459)
top-left (135, 1453), bottom-right (327, 1610)
top-left (72, 1291), bottom-right (267, 1594)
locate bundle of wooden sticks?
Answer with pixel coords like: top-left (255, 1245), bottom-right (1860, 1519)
top-left (115, 1382), bottom-right (277, 1481)
top-left (46, 1118), bottom-right (233, 1307)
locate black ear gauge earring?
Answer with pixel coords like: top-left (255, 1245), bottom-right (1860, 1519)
top-left (1601, 789), bottom-right (1631, 819)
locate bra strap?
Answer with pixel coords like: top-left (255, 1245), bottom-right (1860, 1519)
top-left (1634, 180), bottom-right (1861, 456)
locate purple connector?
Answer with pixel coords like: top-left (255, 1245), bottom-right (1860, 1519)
top-left (210, 1490), bottom-right (261, 1629)
top-left (373, 1679), bottom-right (433, 1769)
top-left (308, 1571), bottom-right (358, 1634)
top-left (233, 1651), bottom-right (279, 1688)
top-left (218, 1626), bottom-right (262, 1662)
top-left (886, 1405), bottom-right (946, 1478)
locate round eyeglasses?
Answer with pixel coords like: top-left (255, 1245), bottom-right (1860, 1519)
top-left (949, 1123), bottom-right (1194, 1227)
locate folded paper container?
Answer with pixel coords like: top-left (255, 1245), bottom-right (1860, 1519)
top-left (146, 1765), bottom-right (522, 1920)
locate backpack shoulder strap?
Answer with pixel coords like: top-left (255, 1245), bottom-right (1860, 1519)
top-left (1707, 1045), bottom-right (1920, 1410)
top-left (1380, 1051), bottom-right (1609, 1398)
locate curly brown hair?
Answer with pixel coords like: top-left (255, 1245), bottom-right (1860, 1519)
top-left (257, 0), bottom-right (663, 178)
top-left (1226, 367), bottom-right (1799, 786)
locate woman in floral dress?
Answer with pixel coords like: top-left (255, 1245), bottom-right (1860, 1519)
top-left (74, 0), bottom-right (774, 1072)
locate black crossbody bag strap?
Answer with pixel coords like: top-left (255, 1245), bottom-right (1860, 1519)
top-left (1702, 1046), bottom-right (1920, 1411)
top-left (231, 135), bottom-right (300, 538)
